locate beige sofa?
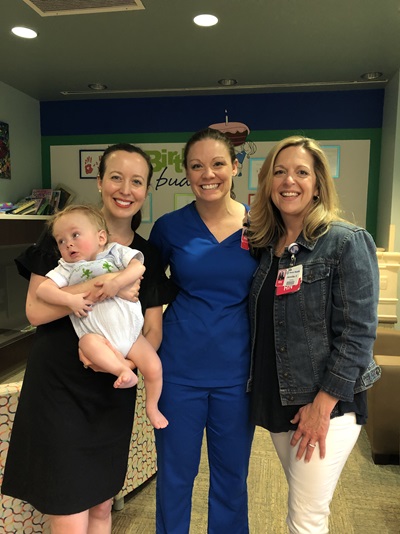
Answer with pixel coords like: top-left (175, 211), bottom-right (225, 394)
top-left (0, 372), bottom-right (156, 533)
top-left (365, 327), bottom-right (400, 465)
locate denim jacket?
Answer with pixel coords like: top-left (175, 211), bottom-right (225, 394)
top-left (248, 221), bottom-right (381, 405)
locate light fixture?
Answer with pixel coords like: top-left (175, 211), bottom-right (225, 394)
top-left (88, 83), bottom-right (108, 91)
top-left (11, 26), bottom-right (37, 39)
top-left (61, 78), bottom-right (388, 97)
top-left (193, 14), bottom-right (218, 27)
top-left (361, 72), bottom-right (383, 81)
top-left (218, 78), bottom-right (238, 86)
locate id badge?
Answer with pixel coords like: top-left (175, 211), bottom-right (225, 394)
top-left (276, 265), bottom-right (303, 295)
top-left (241, 227), bottom-right (249, 250)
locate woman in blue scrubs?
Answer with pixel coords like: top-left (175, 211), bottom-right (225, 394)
top-left (149, 128), bottom-right (258, 533)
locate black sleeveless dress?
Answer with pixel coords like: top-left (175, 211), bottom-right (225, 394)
top-left (2, 231), bottom-right (177, 515)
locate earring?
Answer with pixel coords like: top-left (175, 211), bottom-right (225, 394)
top-left (313, 195), bottom-right (320, 201)
top-left (98, 189), bottom-right (102, 194)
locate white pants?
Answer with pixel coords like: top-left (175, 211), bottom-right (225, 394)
top-left (271, 412), bottom-right (361, 534)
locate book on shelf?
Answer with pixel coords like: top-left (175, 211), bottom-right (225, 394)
top-left (50, 190), bottom-right (61, 212)
top-left (12, 198), bottom-right (45, 215)
top-left (11, 199), bottom-right (37, 214)
top-left (9, 185), bottom-right (76, 216)
top-left (55, 183), bottom-right (75, 210)
top-left (19, 198), bottom-right (44, 215)
top-left (0, 202), bottom-right (15, 213)
top-left (31, 188), bottom-right (53, 201)
top-left (33, 187), bottom-right (73, 212)
top-left (37, 199), bottom-right (50, 215)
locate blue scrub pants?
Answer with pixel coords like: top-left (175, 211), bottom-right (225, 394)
top-left (155, 381), bottom-right (255, 534)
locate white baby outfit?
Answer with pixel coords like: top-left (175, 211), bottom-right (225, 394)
top-left (46, 242), bottom-right (144, 356)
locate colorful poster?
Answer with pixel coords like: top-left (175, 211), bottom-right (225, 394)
top-left (0, 121), bottom-right (11, 179)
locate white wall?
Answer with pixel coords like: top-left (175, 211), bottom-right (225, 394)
top-left (0, 82), bottom-right (42, 203)
top-left (50, 139), bottom-right (371, 240)
top-left (378, 70), bottom-right (400, 326)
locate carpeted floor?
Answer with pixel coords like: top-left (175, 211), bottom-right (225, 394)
top-left (112, 427), bottom-right (400, 533)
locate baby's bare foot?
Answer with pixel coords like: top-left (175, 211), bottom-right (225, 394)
top-left (147, 408), bottom-right (169, 429)
top-left (114, 370), bottom-right (138, 389)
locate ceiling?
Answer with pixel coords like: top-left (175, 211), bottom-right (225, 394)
top-left (2, 0), bottom-right (400, 102)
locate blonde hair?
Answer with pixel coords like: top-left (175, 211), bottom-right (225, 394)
top-left (248, 136), bottom-right (343, 249)
top-left (48, 204), bottom-right (109, 239)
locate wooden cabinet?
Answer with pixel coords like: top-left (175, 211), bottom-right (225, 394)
top-left (0, 215), bottom-right (49, 375)
top-left (0, 214), bottom-right (49, 245)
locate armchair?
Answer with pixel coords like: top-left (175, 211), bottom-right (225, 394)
top-left (365, 328), bottom-right (400, 464)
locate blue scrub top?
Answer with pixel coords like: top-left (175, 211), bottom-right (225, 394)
top-left (149, 202), bottom-right (258, 387)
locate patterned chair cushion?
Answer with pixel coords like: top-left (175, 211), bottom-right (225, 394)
top-left (0, 373), bottom-right (156, 531)
top-left (0, 382), bottom-right (51, 533)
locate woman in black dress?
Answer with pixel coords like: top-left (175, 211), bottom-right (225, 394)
top-left (2, 144), bottom-right (176, 533)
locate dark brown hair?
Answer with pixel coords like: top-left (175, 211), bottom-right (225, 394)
top-left (98, 143), bottom-right (153, 231)
top-left (183, 128), bottom-right (237, 199)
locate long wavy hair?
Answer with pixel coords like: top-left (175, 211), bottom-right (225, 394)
top-left (248, 136), bottom-right (343, 249)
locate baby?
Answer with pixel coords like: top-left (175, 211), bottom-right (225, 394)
top-left (36, 204), bottom-right (168, 428)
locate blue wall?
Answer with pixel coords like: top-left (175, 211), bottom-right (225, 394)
top-left (40, 89), bottom-right (384, 135)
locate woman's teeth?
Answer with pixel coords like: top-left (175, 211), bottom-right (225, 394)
top-left (201, 184), bottom-right (219, 190)
top-left (114, 199), bottom-right (132, 207)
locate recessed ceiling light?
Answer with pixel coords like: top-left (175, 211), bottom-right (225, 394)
top-left (361, 72), bottom-right (383, 81)
top-left (88, 83), bottom-right (108, 91)
top-left (193, 14), bottom-right (218, 27)
top-left (11, 26), bottom-right (37, 39)
top-left (218, 78), bottom-right (238, 86)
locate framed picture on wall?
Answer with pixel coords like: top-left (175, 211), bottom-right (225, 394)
top-left (248, 157), bottom-right (264, 190)
top-left (248, 193), bottom-right (255, 206)
top-left (79, 149), bottom-right (104, 179)
top-left (142, 193), bottom-right (152, 223)
top-left (321, 145), bottom-right (340, 178)
top-left (174, 193), bottom-right (195, 210)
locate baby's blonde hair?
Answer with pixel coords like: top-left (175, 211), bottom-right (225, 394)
top-left (48, 204), bottom-right (109, 240)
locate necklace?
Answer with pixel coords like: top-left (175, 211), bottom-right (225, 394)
top-left (109, 231), bottom-right (134, 247)
top-left (275, 239), bottom-right (290, 257)
top-left (275, 230), bottom-right (300, 256)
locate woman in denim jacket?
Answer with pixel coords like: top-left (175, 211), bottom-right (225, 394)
top-left (247, 136), bottom-right (380, 534)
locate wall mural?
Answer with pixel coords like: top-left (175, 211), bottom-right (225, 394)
top-left (209, 112), bottom-right (257, 176)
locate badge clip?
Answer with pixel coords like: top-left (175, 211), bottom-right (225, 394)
top-left (287, 242), bottom-right (300, 266)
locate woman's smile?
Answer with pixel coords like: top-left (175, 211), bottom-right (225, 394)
top-left (113, 197), bottom-right (135, 208)
top-left (201, 183), bottom-right (220, 190)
